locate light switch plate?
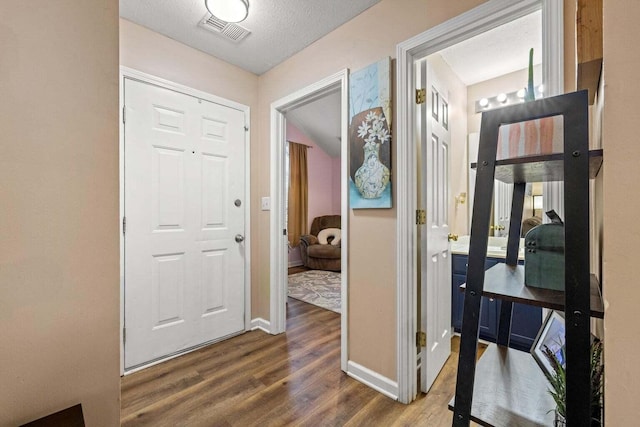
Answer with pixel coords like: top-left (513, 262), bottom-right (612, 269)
top-left (261, 197), bottom-right (271, 211)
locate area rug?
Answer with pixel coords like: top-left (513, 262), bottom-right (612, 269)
top-left (288, 270), bottom-right (341, 313)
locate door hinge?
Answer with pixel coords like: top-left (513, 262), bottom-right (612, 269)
top-left (244, 126), bottom-right (249, 132)
top-left (283, 229), bottom-right (287, 236)
top-left (416, 209), bottom-right (426, 225)
top-left (416, 88), bottom-right (426, 105)
top-left (417, 331), bottom-right (426, 347)
top-left (122, 216), bottom-right (126, 235)
top-left (123, 327), bottom-right (126, 344)
top-left (122, 106), bottom-right (126, 124)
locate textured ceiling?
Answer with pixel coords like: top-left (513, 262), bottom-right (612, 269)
top-left (439, 10), bottom-right (542, 86)
top-left (120, 0), bottom-right (382, 75)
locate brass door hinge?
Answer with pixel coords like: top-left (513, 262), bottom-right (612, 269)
top-left (416, 88), bottom-right (426, 104)
top-left (417, 331), bottom-right (426, 347)
top-left (416, 209), bottom-right (426, 225)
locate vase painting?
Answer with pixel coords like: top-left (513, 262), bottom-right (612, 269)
top-left (349, 58), bottom-right (392, 209)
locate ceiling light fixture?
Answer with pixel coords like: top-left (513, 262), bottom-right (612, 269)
top-left (205, 0), bottom-right (249, 23)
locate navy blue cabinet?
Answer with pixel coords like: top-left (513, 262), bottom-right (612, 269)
top-left (451, 253), bottom-right (541, 351)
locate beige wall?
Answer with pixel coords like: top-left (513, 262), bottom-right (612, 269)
top-left (119, 18), bottom-right (260, 316)
top-left (0, 1), bottom-right (121, 425)
top-left (257, 0), bottom-right (484, 380)
top-left (602, 0), bottom-right (640, 424)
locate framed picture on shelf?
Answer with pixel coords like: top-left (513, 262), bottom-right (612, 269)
top-left (531, 310), bottom-right (566, 380)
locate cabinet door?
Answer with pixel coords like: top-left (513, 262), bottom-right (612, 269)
top-left (452, 273), bottom-right (466, 331)
top-left (509, 303), bottom-right (543, 351)
top-left (479, 297), bottom-right (498, 342)
top-left (452, 255), bottom-right (468, 275)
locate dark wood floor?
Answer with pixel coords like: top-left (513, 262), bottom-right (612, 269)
top-left (121, 298), bottom-right (477, 426)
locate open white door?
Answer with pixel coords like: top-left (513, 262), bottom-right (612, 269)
top-left (123, 78), bottom-right (247, 369)
top-left (419, 59), bottom-right (452, 392)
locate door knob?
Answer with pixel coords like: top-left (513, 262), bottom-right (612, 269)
top-left (235, 234), bottom-right (245, 243)
top-left (448, 233), bottom-right (459, 242)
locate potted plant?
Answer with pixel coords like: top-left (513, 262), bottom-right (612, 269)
top-left (543, 339), bottom-right (604, 426)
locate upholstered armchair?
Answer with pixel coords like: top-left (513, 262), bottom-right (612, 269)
top-left (299, 215), bottom-right (341, 271)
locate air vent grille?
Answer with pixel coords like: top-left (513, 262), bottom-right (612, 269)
top-left (199, 13), bottom-right (251, 43)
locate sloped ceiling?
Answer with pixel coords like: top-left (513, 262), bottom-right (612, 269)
top-left (286, 90), bottom-right (341, 158)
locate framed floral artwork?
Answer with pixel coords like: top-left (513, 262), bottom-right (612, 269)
top-left (349, 57), bottom-right (392, 209)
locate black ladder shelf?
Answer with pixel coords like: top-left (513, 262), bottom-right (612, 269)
top-left (449, 90), bottom-right (604, 426)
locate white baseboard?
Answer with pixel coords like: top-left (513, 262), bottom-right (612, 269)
top-left (346, 360), bottom-right (399, 401)
top-left (250, 317), bottom-right (271, 334)
top-left (288, 260), bottom-right (303, 268)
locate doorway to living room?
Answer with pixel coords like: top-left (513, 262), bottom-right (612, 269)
top-left (285, 90), bottom-right (343, 316)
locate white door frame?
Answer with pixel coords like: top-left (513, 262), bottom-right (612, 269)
top-left (269, 70), bottom-right (349, 371)
top-left (119, 66), bottom-right (252, 375)
top-left (395, 0), bottom-right (563, 403)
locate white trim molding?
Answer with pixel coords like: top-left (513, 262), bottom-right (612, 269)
top-left (250, 318), bottom-right (272, 334)
top-left (395, 0), bottom-right (563, 404)
top-left (270, 70), bottom-right (349, 372)
top-left (347, 361), bottom-right (399, 401)
top-left (119, 66), bottom-right (252, 375)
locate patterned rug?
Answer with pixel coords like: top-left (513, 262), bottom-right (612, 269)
top-left (288, 270), bottom-right (341, 313)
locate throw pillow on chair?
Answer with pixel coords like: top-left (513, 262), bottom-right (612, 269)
top-left (317, 228), bottom-right (341, 246)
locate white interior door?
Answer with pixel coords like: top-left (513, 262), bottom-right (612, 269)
top-left (420, 59), bottom-right (452, 392)
top-left (124, 78), bottom-right (246, 369)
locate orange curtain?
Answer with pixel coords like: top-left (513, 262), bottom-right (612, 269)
top-left (288, 142), bottom-right (308, 247)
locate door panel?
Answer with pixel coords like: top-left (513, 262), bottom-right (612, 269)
top-left (124, 78), bottom-right (246, 369)
top-left (420, 59), bottom-right (452, 392)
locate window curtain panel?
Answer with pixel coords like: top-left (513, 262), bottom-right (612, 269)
top-left (288, 142), bottom-right (308, 247)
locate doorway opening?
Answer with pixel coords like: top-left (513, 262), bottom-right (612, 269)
top-left (270, 70), bottom-right (349, 371)
top-left (285, 90), bottom-right (343, 314)
top-left (396, 0), bottom-right (563, 403)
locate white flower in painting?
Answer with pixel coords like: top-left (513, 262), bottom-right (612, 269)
top-left (358, 121), bottom-right (371, 139)
top-left (371, 118), bottom-right (384, 134)
top-left (377, 127), bottom-right (390, 144)
top-left (357, 110), bottom-right (390, 146)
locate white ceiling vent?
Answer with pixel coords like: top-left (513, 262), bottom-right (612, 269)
top-left (199, 14), bottom-right (251, 43)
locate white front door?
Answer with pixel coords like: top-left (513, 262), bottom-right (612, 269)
top-left (420, 59), bottom-right (452, 392)
top-left (124, 78), bottom-right (246, 369)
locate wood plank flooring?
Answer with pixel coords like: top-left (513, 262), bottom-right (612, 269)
top-left (121, 298), bottom-right (479, 426)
